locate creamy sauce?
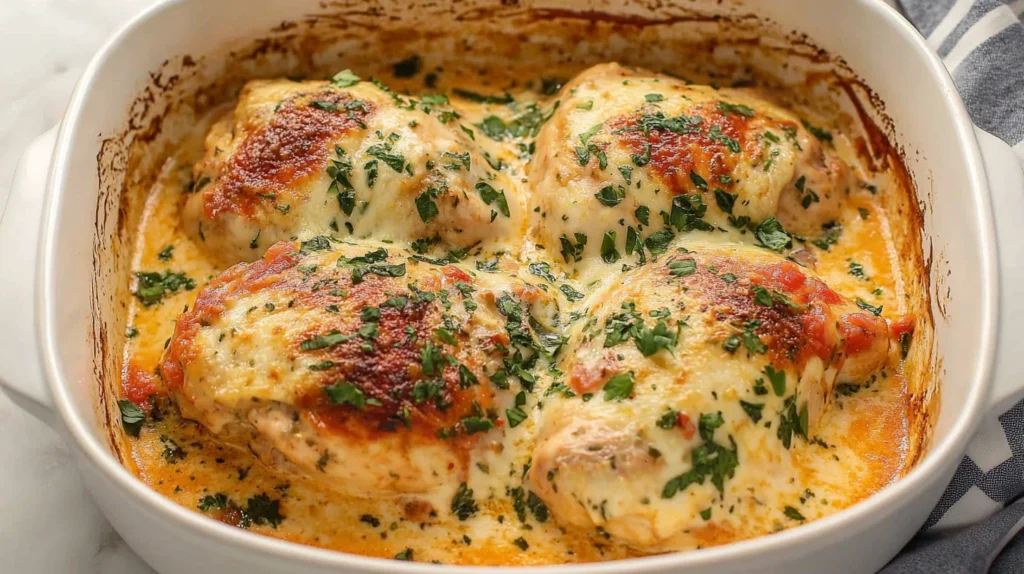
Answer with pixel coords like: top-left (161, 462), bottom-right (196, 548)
top-left (121, 62), bottom-right (915, 565)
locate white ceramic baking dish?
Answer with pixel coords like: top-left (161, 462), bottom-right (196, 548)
top-left (2, 0), bottom-right (1024, 572)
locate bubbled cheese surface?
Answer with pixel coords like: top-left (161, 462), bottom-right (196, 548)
top-left (121, 61), bottom-right (920, 566)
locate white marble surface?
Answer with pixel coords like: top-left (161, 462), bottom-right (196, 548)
top-left (0, 3), bottom-right (157, 572)
top-left (0, 1), bottom-right (905, 573)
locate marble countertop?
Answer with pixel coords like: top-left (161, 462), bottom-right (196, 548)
top-left (0, 2), bottom-right (156, 572)
top-left (0, 1), bottom-right (903, 572)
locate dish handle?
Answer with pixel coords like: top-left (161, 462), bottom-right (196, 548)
top-left (977, 126), bottom-right (1024, 415)
top-left (0, 126), bottom-right (59, 428)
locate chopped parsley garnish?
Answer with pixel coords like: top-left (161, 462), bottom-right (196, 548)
top-left (708, 125), bottom-right (741, 153)
top-left (133, 271), bottom-right (196, 306)
top-left (301, 330), bottom-right (353, 350)
top-left (309, 100), bottom-right (338, 112)
top-left (629, 111), bottom-right (702, 136)
top-left (415, 190), bottom-right (440, 222)
top-left (754, 216), bottom-right (792, 252)
top-left (118, 399), bottom-right (145, 437)
top-left (336, 248), bottom-right (405, 283)
top-left (644, 229), bottom-right (675, 254)
top-left (856, 298), bottom-right (883, 316)
top-left (476, 182), bottom-right (511, 218)
top-left (668, 259), bottom-right (697, 277)
top-left (722, 334), bottom-right (741, 353)
top-left (777, 395), bottom-right (808, 448)
top-left (764, 365), bottom-right (786, 396)
top-left (784, 505), bottom-right (806, 521)
top-left (634, 206), bottom-right (650, 226)
top-left (741, 320), bottom-right (768, 354)
top-left (458, 364), bottom-right (479, 388)
top-left (198, 493), bottom-right (228, 511)
top-left (576, 142), bottom-right (607, 169)
top-left (579, 123), bottom-right (603, 143)
top-left (663, 412), bottom-right (739, 498)
top-left (848, 260), bottom-right (868, 280)
top-left (559, 284), bottom-right (585, 301)
top-left (451, 482), bottom-right (479, 520)
top-left (594, 184), bottom-right (626, 207)
top-left (474, 103), bottom-right (557, 141)
top-left (326, 146), bottom-right (356, 215)
top-left (395, 548), bottom-right (414, 561)
top-left (462, 416), bottom-right (494, 435)
top-left (801, 119), bottom-right (833, 143)
top-left (331, 69), bottom-right (361, 88)
top-left (366, 142), bottom-right (406, 173)
top-left (381, 296), bottom-right (408, 309)
top-left (667, 194), bottom-right (714, 232)
top-left (324, 382), bottom-right (368, 408)
top-left (619, 164), bottom-right (634, 185)
top-left (657, 408), bottom-right (681, 429)
top-left (420, 93), bottom-right (449, 106)
top-left (625, 227), bottom-right (645, 263)
top-left (528, 261), bottom-right (557, 282)
top-left (452, 88), bottom-right (514, 105)
top-left (602, 372), bottom-right (635, 401)
top-left (752, 285), bottom-right (774, 307)
top-left (559, 233), bottom-right (588, 263)
top-left (740, 400), bottom-right (764, 423)
top-left (157, 245), bottom-right (174, 261)
top-left (506, 406), bottom-right (528, 427)
top-left (435, 327), bottom-right (457, 345)
top-left (810, 223), bottom-right (842, 251)
top-left (298, 235), bottom-right (333, 254)
top-left (714, 188), bottom-right (737, 213)
top-left (600, 231), bottom-right (621, 263)
top-left (635, 321), bottom-right (677, 356)
top-left (718, 101), bottom-right (755, 117)
top-left (689, 170), bottom-right (708, 191)
top-left (244, 494), bottom-right (285, 528)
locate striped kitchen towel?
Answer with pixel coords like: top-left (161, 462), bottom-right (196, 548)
top-left (884, 1), bottom-right (1024, 572)
top-left (901, 0), bottom-right (1024, 160)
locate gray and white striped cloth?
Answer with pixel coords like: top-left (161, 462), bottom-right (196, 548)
top-left (883, 1), bottom-right (1024, 572)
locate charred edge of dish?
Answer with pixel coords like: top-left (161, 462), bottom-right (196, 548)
top-left (95, 136), bottom-right (127, 457)
top-left (93, 53), bottom-right (203, 458)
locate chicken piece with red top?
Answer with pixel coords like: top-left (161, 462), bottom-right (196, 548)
top-left (528, 63), bottom-right (852, 264)
top-left (161, 237), bottom-right (557, 501)
top-left (528, 240), bottom-right (893, 551)
top-left (183, 77), bottom-right (526, 266)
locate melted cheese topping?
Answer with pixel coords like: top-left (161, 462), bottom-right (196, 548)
top-left (121, 61), bottom-right (916, 566)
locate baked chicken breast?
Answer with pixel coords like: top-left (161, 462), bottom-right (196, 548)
top-left (530, 63), bottom-right (851, 263)
top-left (528, 240), bottom-right (892, 550)
top-left (183, 78), bottom-right (526, 265)
top-left (161, 238), bottom-right (556, 500)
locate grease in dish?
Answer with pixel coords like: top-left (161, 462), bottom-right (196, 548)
top-left (120, 60), bottom-right (920, 565)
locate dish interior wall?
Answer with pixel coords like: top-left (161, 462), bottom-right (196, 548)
top-left (53, 0), bottom-right (953, 524)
